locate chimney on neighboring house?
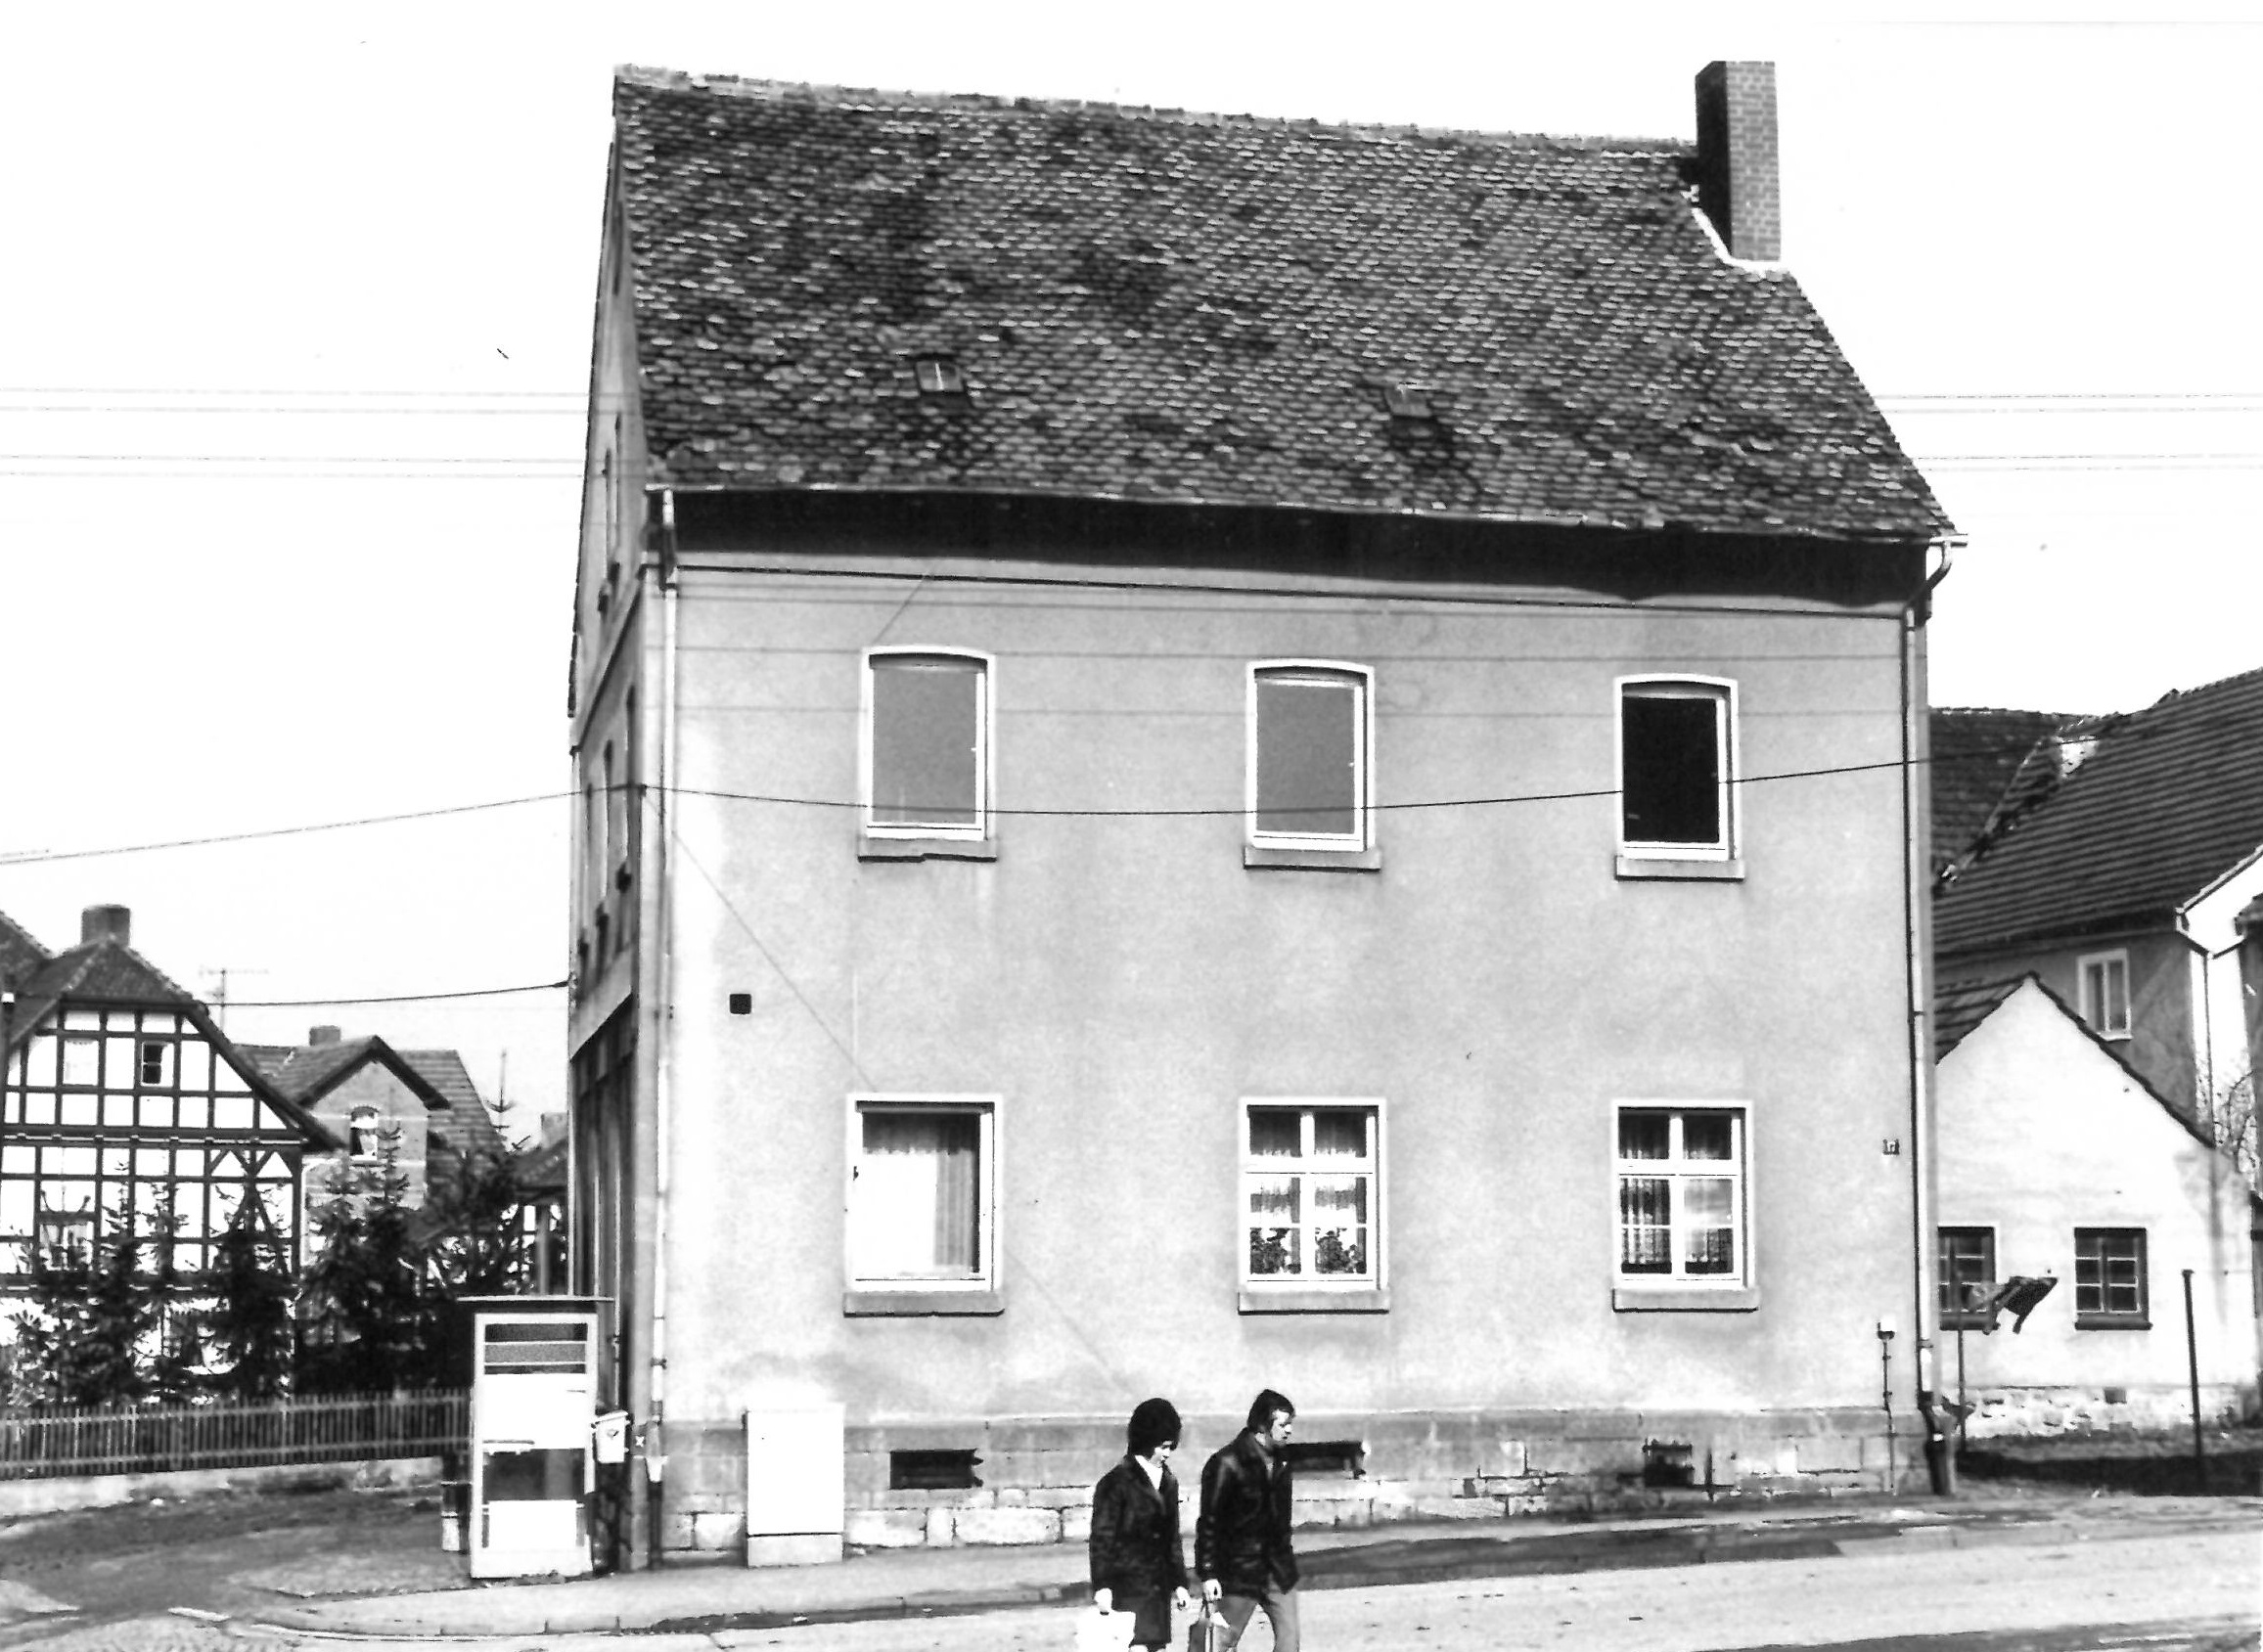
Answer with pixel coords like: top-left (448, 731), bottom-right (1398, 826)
top-left (309, 1024), bottom-right (342, 1046)
top-left (1695, 61), bottom-right (1780, 261)
top-left (81, 905), bottom-right (131, 946)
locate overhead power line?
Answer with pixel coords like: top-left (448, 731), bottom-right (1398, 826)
top-left (0, 792), bottom-right (571, 868)
top-left (220, 979), bottom-right (567, 1008)
top-left (0, 724), bottom-right (2161, 871)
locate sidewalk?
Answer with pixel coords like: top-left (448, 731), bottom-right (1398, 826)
top-left (241, 1489), bottom-right (2262, 1648)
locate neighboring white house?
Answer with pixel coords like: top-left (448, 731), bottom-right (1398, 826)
top-left (1933, 975), bottom-right (2260, 1434)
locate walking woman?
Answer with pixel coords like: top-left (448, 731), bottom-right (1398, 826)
top-left (1089, 1397), bottom-right (1192, 1650)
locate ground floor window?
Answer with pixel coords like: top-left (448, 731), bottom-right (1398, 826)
top-left (1243, 1101), bottom-right (1380, 1288)
top-left (1937, 1226), bottom-right (1997, 1326)
top-left (2074, 1227), bottom-right (2148, 1326)
top-left (847, 1098), bottom-right (995, 1291)
top-left (1615, 1105), bottom-right (1747, 1287)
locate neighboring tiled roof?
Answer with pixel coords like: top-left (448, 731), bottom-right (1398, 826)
top-left (516, 1135), bottom-right (567, 1195)
top-left (610, 69), bottom-right (1951, 544)
top-left (0, 909), bottom-right (50, 993)
top-left (1934, 666), bottom-right (2263, 957)
top-left (242, 1037), bottom-right (508, 1163)
top-left (241, 1037), bottom-right (380, 1102)
top-left (1928, 707), bottom-right (2081, 872)
top-left (1932, 975), bottom-right (2022, 1062)
top-left (400, 1050), bottom-right (508, 1161)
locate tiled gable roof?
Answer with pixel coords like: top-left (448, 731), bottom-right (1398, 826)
top-left (0, 909), bottom-right (50, 992)
top-left (2, 937), bottom-right (200, 1052)
top-left (1932, 975), bottom-right (2022, 1062)
top-left (1934, 666), bottom-right (2263, 957)
top-left (400, 1049), bottom-right (507, 1161)
top-left (611, 69), bottom-right (1950, 543)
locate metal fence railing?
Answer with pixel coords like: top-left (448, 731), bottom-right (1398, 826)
top-left (0, 1389), bottom-right (468, 1482)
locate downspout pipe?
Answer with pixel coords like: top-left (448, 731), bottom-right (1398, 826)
top-left (645, 486), bottom-right (681, 1565)
top-left (1907, 534), bottom-right (1960, 1495)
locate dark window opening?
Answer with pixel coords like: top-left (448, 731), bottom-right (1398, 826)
top-left (1253, 668), bottom-right (1364, 840)
top-left (1621, 690), bottom-right (1725, 848)
top-left (889, 1448), bottom-right (982, 1490)
top-left (1642, 1439), bottom-right (1696, 1488)
top-left (1279, 1440), bottom-right (1364, 1478)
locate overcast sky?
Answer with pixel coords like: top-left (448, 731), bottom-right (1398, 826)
top-left (3, 2), bottom-right (2257, 1127)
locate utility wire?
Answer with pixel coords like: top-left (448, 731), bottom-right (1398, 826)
top-left (0, 727), bottom-right (2158, 871)
top-left (220, 980), bottom-right (567, 1008)
top-left (0, 792), bottom-right (571, 868)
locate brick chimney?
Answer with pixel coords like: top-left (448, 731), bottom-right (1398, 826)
top-left (309, 1024), bottom-right (342, 1046)
top-left (80, 904), bottom-right (131, 946)
top-left (1695, 61), bottom-right (1780, 261)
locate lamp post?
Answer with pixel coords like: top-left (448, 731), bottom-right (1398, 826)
top-left (1878, 1315), bottom-right (1898, 1494)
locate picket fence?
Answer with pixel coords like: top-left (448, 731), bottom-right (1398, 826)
top-left (0, 1389), bottom-right (468, 1481)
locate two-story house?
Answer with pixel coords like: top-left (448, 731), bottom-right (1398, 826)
top-left (1933, 668), bottom-right (2263, 1144)
top-left (0, 906), bottom-right (335, 1327)
top-left (567, 62), bottom-right (1958, 1568)
top-left (240, 1026), bottom-right (510, 1226)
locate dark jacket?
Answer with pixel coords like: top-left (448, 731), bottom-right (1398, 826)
top-left (1196, 1430), bottom-right (1296, 1594)
top-left (1088, 1455), bottom-right (1189, 1601)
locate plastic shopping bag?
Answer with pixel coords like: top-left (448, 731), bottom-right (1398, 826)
top-left (1076, 1604), bottom-right (1137, 1652)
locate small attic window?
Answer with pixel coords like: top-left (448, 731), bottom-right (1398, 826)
top-left (1382, 382), bottom-right (1434, 420)
top-left (914, 354), bottom-right (966, 395)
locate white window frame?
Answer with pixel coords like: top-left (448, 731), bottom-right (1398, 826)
top-left (1245, 661), bottom-right (1375, 852)
top-left (2076, 950), bottom-right (2132, 1040)
top-left (1611, 1101), bottom-right (1751, 1293)
top-left (1615, 675), bottom-right (1739, 862)
top-left (860, 647), bottom-right (994, 842)
top-left (844, 1094), bottom-right (998, 1296)
top-left (1239, 1097), bottom-right (1386, 1296)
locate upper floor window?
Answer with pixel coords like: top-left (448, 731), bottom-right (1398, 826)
top-left (864, 649), bottom-right (991, 841)
top-left (138, 1040), bottom-right (171, 1089)
top-left (1618, 678), bottom-right (1737, 861)
top-left (2077, 951), bottom-right (2131, 1040)
top-left (348, 1105), bottom-right (382, 1158)
top-left (1247, 663), bottom-right (1372, 851)
top-left (1615, 1105), bottom-right (1747, 1289)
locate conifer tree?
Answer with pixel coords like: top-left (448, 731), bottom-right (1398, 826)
top-left (204, 1192), bottom-right (294, 1400)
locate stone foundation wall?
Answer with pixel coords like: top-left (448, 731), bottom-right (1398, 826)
top-left (1960, 1382), bottom-right (2256, 1440)
top-left (657, 1407), bottom-right (1906, 1561)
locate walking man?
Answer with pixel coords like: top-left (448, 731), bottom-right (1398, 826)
top-left (1196, 1388), bottom-right (1299, 1652)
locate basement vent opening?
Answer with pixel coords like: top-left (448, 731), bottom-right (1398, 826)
top-left (1280, 1440), bottom-right (1365, 1478)
top-left (914, 354), bottom-right (967, 395)
top-left (1642, 1439), bottom-right (1696, 1489)
top-left (889, 1448), bottom-right (982, 1491)
top-left (1382, 382), bottom-right (1434, 420)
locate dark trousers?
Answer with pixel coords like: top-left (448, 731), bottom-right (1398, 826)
top-left (1215, 1586), bottom-right (1299, 1652)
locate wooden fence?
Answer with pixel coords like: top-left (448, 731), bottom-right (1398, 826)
top-left (0, 1389), bottom-right (468, 1481)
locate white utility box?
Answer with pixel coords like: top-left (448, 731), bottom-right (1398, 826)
top-left (744, 1401), bottom-right (845, 1566)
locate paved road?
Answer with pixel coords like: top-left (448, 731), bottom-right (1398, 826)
top-left (623, 1530), bottom-right (2257, 1652)
top-left (0, 1501), bottom-right (2252, 1651)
